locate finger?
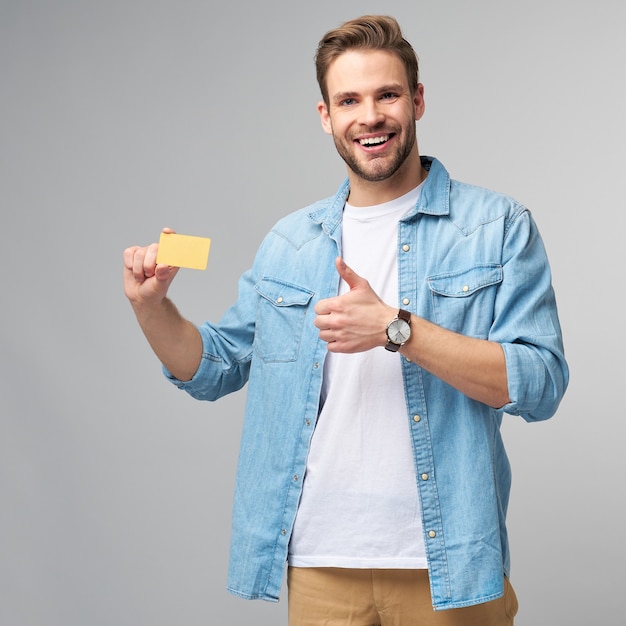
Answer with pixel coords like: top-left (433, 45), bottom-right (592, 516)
top-left (123, 247), bottom-right (145, 290)
top-left (314, 312), bottom-right (333, 330)
top-left (142, 242), bottom-right (159, 276)
top-left (314, 298), bottom-right (332, 315)
top-left (129, 247), bottom-right (148, 282)
top-left (123, 246), bottom-right (140, 271)
top-left (161, 226), bottom-right (177, 234)
top-left (335, 257), bottom-right (365, 290)
top-left (155, 264), bottom-right (179, 283)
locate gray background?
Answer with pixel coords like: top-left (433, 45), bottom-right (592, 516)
top-left (1, 0), bottom-right (623, 624)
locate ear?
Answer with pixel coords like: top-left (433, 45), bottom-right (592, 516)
top-left (413, 83), bottom-right (426, 121)
top-left (317, 100), bottom-right (333, 135)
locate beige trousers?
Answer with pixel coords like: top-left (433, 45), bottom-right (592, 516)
top-left (287, 567), bottom-right (518, 626)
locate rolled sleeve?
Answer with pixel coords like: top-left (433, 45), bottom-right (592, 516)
top-left (501, 341), bottom-right (568, 421)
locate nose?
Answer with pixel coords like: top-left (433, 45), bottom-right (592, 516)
top-left (359, 98), bottom-right (385, 127)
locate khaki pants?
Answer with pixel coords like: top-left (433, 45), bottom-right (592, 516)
top-left (287, 567), bottom-right (518, 626)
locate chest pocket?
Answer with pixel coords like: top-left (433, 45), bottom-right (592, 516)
top-left (254, 278), bottom-right (314, 362)
top-left (427, 264), bottom-right (502, 338)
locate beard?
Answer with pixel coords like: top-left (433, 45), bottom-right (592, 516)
top-left (333, 123), bottom-right (417, 183)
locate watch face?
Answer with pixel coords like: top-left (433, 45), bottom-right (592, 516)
top-left (387, 319), bottom-right (411, 345)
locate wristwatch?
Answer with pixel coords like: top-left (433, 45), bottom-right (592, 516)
top-left (385, 309), bottom-right (412, 352)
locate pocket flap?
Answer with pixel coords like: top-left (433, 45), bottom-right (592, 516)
top-left (255, 278), bottom-right (314, 306)
top-left (428, 264), bottom-right (502, 297)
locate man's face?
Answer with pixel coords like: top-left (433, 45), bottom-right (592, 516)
top-left (318, 49), bottom-right (425, 184)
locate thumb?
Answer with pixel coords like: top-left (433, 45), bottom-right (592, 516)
top-left (335, 257), bottom-right (365, 290)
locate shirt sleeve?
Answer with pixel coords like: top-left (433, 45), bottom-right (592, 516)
top-left (163, 266), bottom-right (257, 402)
top-left (490, 207), bottom-right (569, 421)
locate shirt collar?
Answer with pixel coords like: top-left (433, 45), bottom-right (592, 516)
top-left (308, 155), bottom-right (451, 231)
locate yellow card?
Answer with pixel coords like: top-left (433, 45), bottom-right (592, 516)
top-left (156, 232), bottom-right (211, 270)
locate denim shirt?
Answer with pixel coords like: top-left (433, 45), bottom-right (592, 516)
top-left (166, 157), bottom-right (568, 610)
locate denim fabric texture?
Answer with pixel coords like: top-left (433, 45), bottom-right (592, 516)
top-left (165, 156), bottom-right (569, 610)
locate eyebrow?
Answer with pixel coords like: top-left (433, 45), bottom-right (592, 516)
top-left (331, 83), bottom-right (406, 104)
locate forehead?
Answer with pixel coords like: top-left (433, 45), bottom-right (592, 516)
top-left (326, 49), bottom-right (409, 98)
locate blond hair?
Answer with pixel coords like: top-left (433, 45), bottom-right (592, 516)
top-left (315, 15), bottom-right (420, 104)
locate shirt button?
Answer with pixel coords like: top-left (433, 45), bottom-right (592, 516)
top-left (277, 296), bottom-right (284, 303)
top-left (462, 285), bottom-right (469, 293)
top-left (402, 298), bottom-right (410, 306)
top-left (281, 529), bottom-right (287, 536)
top-left (313, 362), bottom-right (319, 369)
top-left (305, 419), bottom-right (311, 426)
top-left (402, 244), bottom-right (410, 252)
top-left (413, 415), bottom-right (421, 422)
top-left (293, 475), bottom-right (299, 482)
top-left (421, 473), bottom-right (429, 481)
top-left (428, 530), bottom-right (437, 538)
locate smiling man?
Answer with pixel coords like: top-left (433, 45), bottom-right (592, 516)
top-left (318, 48), bottom-right (425, 197)
top-left (124, 15), bottom-right (568, 626)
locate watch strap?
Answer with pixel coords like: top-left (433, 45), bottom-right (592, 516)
top-left (385, 339), bottom-right (402, 352)
top-left (398, 308), bottom-right (411, 324)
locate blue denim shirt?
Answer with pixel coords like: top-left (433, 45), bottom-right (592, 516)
top-left (166, 157), bottom-right (568, 610)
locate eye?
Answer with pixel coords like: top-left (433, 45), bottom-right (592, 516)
top-left (381, 92), bottom-right (398, 101)
top-left (340, 98), bottom-right (357, 106)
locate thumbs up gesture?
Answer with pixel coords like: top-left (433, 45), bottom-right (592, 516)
top-left (314, 257), bottom-right (396, 353)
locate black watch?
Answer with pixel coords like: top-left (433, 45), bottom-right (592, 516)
top-left (385, 309), bottom-right (411, 352)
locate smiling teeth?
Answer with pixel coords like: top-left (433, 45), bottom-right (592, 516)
top-left (359, 135), bottom-right (389, 146)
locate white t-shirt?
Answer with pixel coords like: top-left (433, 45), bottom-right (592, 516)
top-left (288, 184), bottom-right (427, 569)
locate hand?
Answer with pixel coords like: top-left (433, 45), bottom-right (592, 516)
top-left (314, 257), bottom-right (396, 353)
top-left (123, 227), bottom-right (180, 308)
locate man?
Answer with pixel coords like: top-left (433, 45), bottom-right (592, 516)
top-left (124, 15), bottom-right (568, 625)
